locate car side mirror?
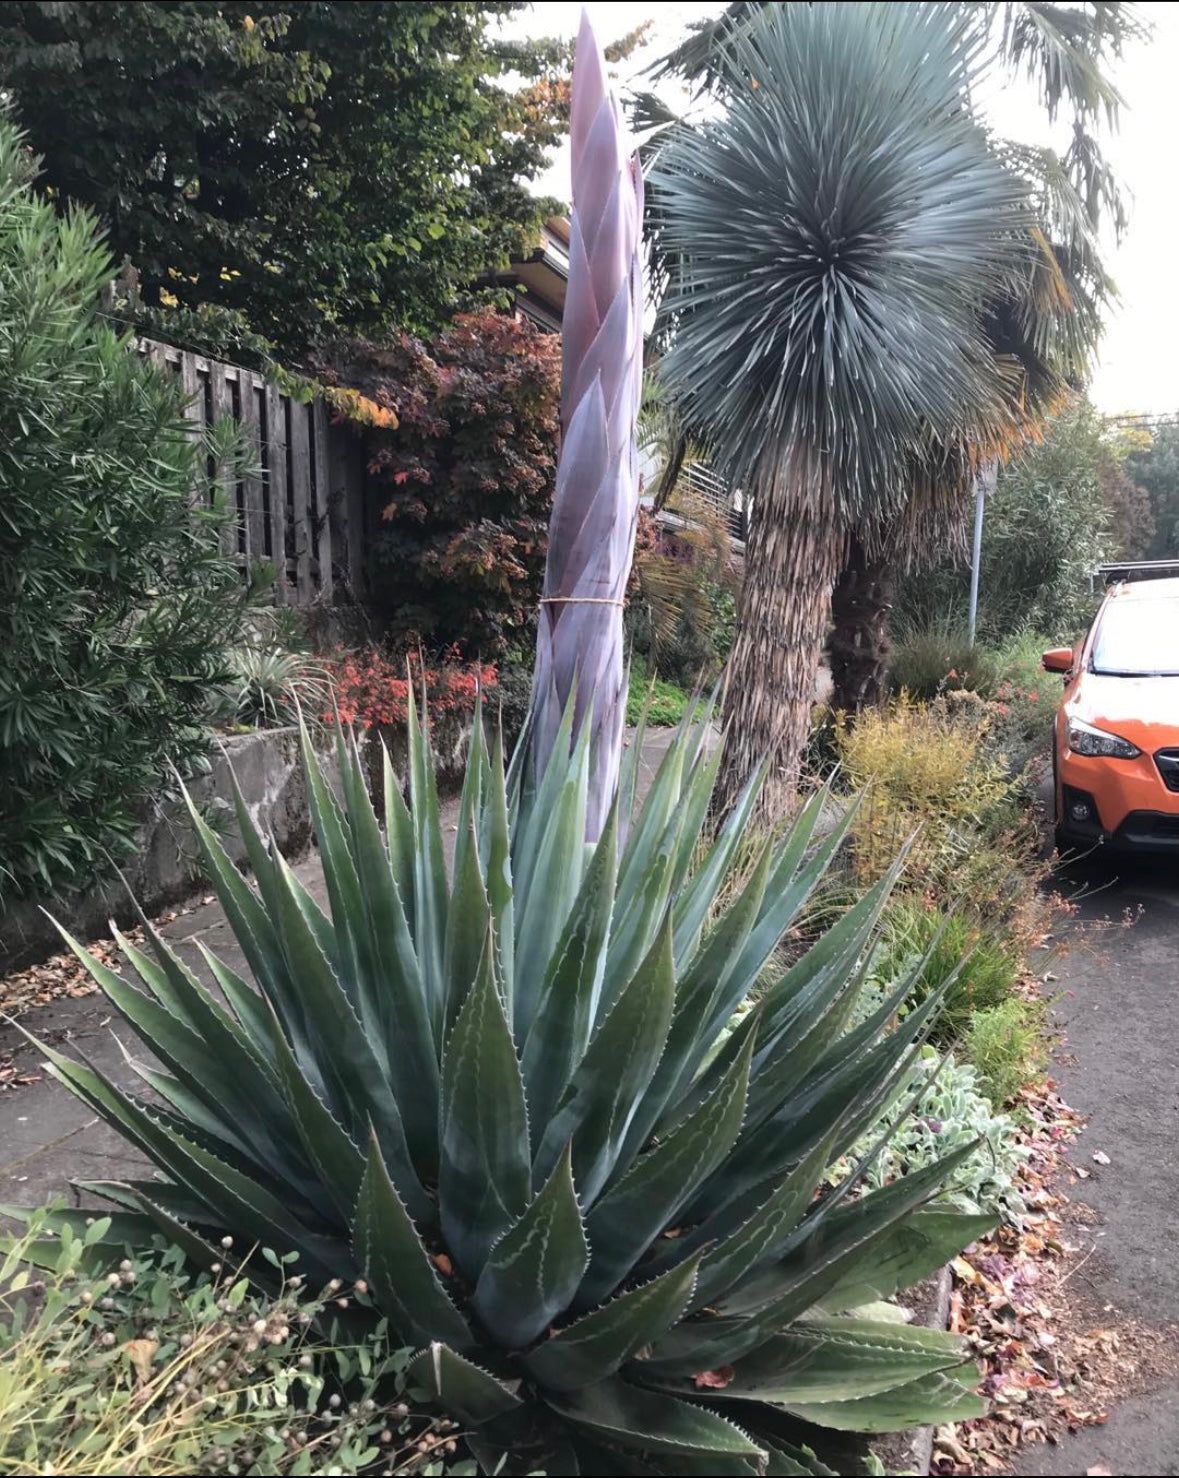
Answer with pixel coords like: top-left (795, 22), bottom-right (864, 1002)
top-left (1042, 647), bottom-right (1073, 674)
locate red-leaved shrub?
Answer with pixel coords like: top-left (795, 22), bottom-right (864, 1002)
top-left (325, 647), bottom-right (497, 730)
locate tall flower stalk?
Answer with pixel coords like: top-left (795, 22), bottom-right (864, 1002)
top-left (529, 10), bottom-right (644, 841)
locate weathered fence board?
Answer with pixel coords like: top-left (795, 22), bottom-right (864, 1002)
top-left (138, 338), bottom-right (366, 606)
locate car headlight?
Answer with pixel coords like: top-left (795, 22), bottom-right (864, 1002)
top-left (1067, 716), bottom-right (1141, 759)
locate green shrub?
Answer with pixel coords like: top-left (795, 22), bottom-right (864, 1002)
top-left (966, 998), bottom-right (1047, 1108)
top-left (215, 612), bottom-right (331, 730)
top-left (983, 633), bottom-right (1062, 779)
top-left (1, 1215), bottom-right (460, 1478)
top-left (875, 904), bottom-right (1021, 1045)
top-left (894, 397), bottom-right (1112, 645)
top-left (25, 701), bottom-right (993, 1473)
top-left (888, 623), bottom-right (1001, 701)
top-left (626, 654), bottom-right (692, 727)
top-left (0, 116), bottom-right (251, 901)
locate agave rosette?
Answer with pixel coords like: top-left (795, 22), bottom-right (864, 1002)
top-left (21, 697), bottom-right (991, 1475)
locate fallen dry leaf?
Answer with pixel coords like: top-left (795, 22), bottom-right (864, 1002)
top-left (1092, 1151), bottom-right (1111, 1166)
top-left (693, 1366), bottom-right (734, 1390)
top-left (124, 1337), bottom-right (159, 1386)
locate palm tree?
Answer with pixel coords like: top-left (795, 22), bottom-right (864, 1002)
top-left (651, 1), bottom-right (1032, 819)
top-left (648, 1), bottom-right (1143, 720)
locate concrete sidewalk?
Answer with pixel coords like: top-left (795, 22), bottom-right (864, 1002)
top-left (0, 726), bottom-right (685, 1211)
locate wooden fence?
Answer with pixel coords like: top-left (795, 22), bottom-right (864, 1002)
top-left (140, 339), bottom-right (368, 606)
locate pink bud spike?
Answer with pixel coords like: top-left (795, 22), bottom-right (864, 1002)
top-left (528, 11), bottom-right (644, 842)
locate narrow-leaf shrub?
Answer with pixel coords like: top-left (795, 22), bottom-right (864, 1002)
top-left (0, 116), bottom-right (251, 901)
top-left (0, 1214), bottom-right (463, 1477)
top-left (27, 697), bottom-right (995, 1474)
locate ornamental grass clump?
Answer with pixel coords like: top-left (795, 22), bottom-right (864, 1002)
top-left (15, 16), bottom-right (995, 1475)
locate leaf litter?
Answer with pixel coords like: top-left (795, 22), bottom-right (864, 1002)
top-left (933, 1077), bottom-right (1179, 1474)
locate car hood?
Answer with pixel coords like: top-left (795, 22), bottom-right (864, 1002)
top-left (1070, 672), bottom-right (1179, 748)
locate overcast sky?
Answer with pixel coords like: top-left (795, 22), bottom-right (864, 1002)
top-left (502, 2), bottom-right (1179, 417)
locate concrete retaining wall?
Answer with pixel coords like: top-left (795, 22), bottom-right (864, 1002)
top-left (0, 727), bottom-right (336, 973)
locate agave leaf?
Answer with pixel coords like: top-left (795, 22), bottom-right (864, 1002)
top-left (116, 924), bottom-right (279, 1096)
top-left (54, 926), bottom-right (295, 1170)
top-left (472, 1145), bottom-right (590, 1350)
top-left (444, 819), bottom-right (494, 1032)
top-left (579, 1022), bottom-right (757, 1306)
top-left (452, 707), bottom-right (489, 889)
top-left (193, 941), bottom-right (274, 1062)
top-left (670, 758), bottom-right (767, 966)
top-left (613, 717), bottom-right (688, 912)
top-left (617, 842), bottom-right (772, 1166)
top-left (180, 792), bottom-right (296, 1034)
top-left (267, 849), bottom-right (427, 1220)
top-left (778, 1364), bottom-right (985, 1432)
top-left (337, 733), bottom-right (438, 1175)
top-left (28, 1036), bottom-right (343, 1280)
top-left (383, 741), bottom-right (417, 932)
top-left (817, 1208), bottom-right (995, 1315)
top-left (753, 857), bottom-right (905, 1068)
top-left (663, 718), bottom-right (725, 903)
top-left (405, 1343), bottom-right (523, 1426)
top-left (710, 977), bottom-right (945, 1220)
top-left (643, 1145), bottom-right (978, 1378)
top-left (513, 719), bottom-right (591, 1030)
top-left (543, 1378), bottom-right (765, 1459)
top-left (479, 720), bottom-right (516, 1004)
top-left (266, 1001), bottom-right (366, 1227)
top-left (657, 1317), bottom-right (969, 1404)
top-left (521, 801), bottom-right (619, 1138)
top-left (406, 679), bottom-right (450, 1041)
top-left (681, 1135), bottom-right (838, 1310)
top-left (526, 1254), bottom-right (702, 1391)
top-left (512, 689), bottom-right (578, 908)
top-left (353, 1136), bottom-right (472, 1351)
top-left (722, 1146), bottom-right (979, 1337)
top-left (532, 917), bottom-right (676, 1203)
top-left (439, 926), bottom-right (531, 1278)
top-left (299, 718), bottom-right (366, 1000)
top-left (762, 1440), bottom-right (839, 1478)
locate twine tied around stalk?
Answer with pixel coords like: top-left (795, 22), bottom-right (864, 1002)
top-left (539, 596), bottom-right (626, 607)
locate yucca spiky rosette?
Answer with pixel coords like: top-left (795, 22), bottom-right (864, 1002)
top-left (529, 11), bottom-right (644, 841)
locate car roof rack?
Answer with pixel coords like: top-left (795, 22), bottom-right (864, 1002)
top-left (1093, 559), bottom-right (1179, 590)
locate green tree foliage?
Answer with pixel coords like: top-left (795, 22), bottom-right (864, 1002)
top-left (315, 314), bottom-right (561, 656)
top-left (897, 398), bottom-right (1116, 643)
top-left (0, 117), bottom-right (250, 901)
top-left (1123, 421), bottom-right (1179, 558)
top-left (0, 2), bottom-right (567, 361)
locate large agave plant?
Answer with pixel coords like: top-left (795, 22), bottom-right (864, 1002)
top-left (21, 702), bottom-right (993, 1475)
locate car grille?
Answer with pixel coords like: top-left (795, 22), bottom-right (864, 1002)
top-left (1155, 749), bottom-right (1179, 793)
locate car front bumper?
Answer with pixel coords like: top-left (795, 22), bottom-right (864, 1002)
top-left (1058, 747), bottom-right (1179, 853)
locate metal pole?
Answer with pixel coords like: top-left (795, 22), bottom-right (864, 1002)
top-left (967, 460), bottom-right (997, 647)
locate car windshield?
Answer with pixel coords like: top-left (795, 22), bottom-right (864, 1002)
top-left (1091, 595), bottom-right (1179, 676)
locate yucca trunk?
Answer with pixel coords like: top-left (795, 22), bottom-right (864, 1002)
top-left (717, 478), bottom-right (846, 822)
top-left (828, 531), bottom-right (894, 714)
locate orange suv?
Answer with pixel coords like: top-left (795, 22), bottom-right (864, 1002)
top-left (1045, 566), bottom-right (1179, 855)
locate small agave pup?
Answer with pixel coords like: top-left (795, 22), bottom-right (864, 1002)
top-left (528, 12), bottom-right (644, 842)
top-left (17, 14), bottom-right (995, 1478)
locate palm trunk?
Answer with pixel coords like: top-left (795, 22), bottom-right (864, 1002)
top-left (716, 485), bottom-right (845, 824)
top-left (828, 531), bottom-right (893, 713)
